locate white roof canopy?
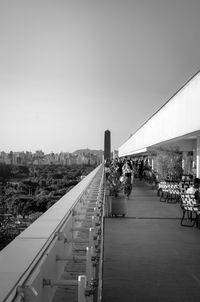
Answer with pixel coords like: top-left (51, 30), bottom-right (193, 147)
top-left (119, 71), bottom-right (200, 157)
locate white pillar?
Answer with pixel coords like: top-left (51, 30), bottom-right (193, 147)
top-left (196, 137), bottom-right (200, 178)
top-left (151, 158), bottom-right (154, 170)
top-left (182, 151), bottom-right (187, 173)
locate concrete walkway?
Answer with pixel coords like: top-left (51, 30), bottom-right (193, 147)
top-left (102, 179), bottom-right (200, 302)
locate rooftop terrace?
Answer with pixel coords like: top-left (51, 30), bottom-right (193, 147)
top-left (103, 179), bottom-right (200, 302)
top-left (1, 166), bottom-right (200, 302)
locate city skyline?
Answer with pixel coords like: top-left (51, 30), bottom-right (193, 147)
top-left (1, 1), bottom-right (200, 153)
top-left (0, 148), bottom-right (103, 155)
top-left (0, 149), bottom-right (103, 166)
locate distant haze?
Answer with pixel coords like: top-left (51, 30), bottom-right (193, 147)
top-left (0, 0), bottom-right (200, 153)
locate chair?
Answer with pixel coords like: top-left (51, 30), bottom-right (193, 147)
top-left (167, 183), bottom-right (180, 203)
top-left (180, 194), bottom-right (200, 227)
top-left (179, 181), bottom-right (193, 194)
top-left (159, 182), bottom-right (168, 202)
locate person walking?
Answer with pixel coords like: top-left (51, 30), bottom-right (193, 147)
top-left (138, 160), bottom-right (144, 181)
top-left (123, 162), bottom-right (133, 199)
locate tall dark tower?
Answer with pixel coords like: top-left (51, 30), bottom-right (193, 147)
top-left (104, 130), bottom-right (111, 161)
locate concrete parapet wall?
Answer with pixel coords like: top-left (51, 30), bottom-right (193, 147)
top-left (0, 165), bottom-right (102, 302)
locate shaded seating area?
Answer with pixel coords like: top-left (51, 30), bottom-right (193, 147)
top-left (158, 180), bottom-right (193, 203)
top-left (159, 181), bottom-right (180, 203)
top-left (156, 180), bottom-right (200, 228)
top-left (145, 177), bottom-right (200, 232)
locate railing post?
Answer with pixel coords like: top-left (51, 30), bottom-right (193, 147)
top-left (89, 227), bottom-right (95, 248)
top-left (86, 246), bottom-right (95, 282)
top-left (78, 275), bottom-right (87, 302)
top-left (94, 207), bottom-right (99, 218)
top-left (92, 216), bottom-right (96, 233)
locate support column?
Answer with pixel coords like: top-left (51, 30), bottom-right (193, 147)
top-left (182, 151), bottom-right (187, 174)
top-left (151, 158), bottom-right (154, 170)
top-left (196, 137), bottom-right (200, 178)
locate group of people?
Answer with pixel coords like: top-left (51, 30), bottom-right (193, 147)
top-left (104, 157), bottom-right (135, 199)
top-left (105, 157), bottom-right (152, 197)
top-left (104, 157), bottom-right (153, 197)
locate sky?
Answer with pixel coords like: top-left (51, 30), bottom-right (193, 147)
top-left (0, 0), bottom-right (200, 153)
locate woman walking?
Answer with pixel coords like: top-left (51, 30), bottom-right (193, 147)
top-left (123, 161), bottom-right (133, 199)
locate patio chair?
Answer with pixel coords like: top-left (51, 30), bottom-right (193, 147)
top-left (180, 194), bottom-right (200, 227)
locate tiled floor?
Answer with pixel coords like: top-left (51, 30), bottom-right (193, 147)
top-left (102, 179), bottom-right (200, 302)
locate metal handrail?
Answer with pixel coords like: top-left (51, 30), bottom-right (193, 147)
top-left (96, 169), bottom-right (105, 302)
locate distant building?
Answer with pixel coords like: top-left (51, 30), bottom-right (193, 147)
top-left (77, 154), bottom-right (89, 165)
top-left (0, 150), bottom-right (101, 166)
top-left (0, 152), bottom-right (9, 164)
top-left (113, 150), bottom-right (119, 159)
top-left (104, 130), bottom-right (111, 161)
top-left (35, 150), bottom-right (44, 158)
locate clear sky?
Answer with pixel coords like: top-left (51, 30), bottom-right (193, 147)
top-left (0, 0), bottom-right (200, 153)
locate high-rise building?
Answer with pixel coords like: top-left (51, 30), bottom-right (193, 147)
top-left (104, 130), bottom-right (111, 161)
top-left (113, 150), bottom-right (119, 159)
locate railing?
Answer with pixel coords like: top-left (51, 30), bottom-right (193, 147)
top-left (0, 164), bottom-right (105, 302)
